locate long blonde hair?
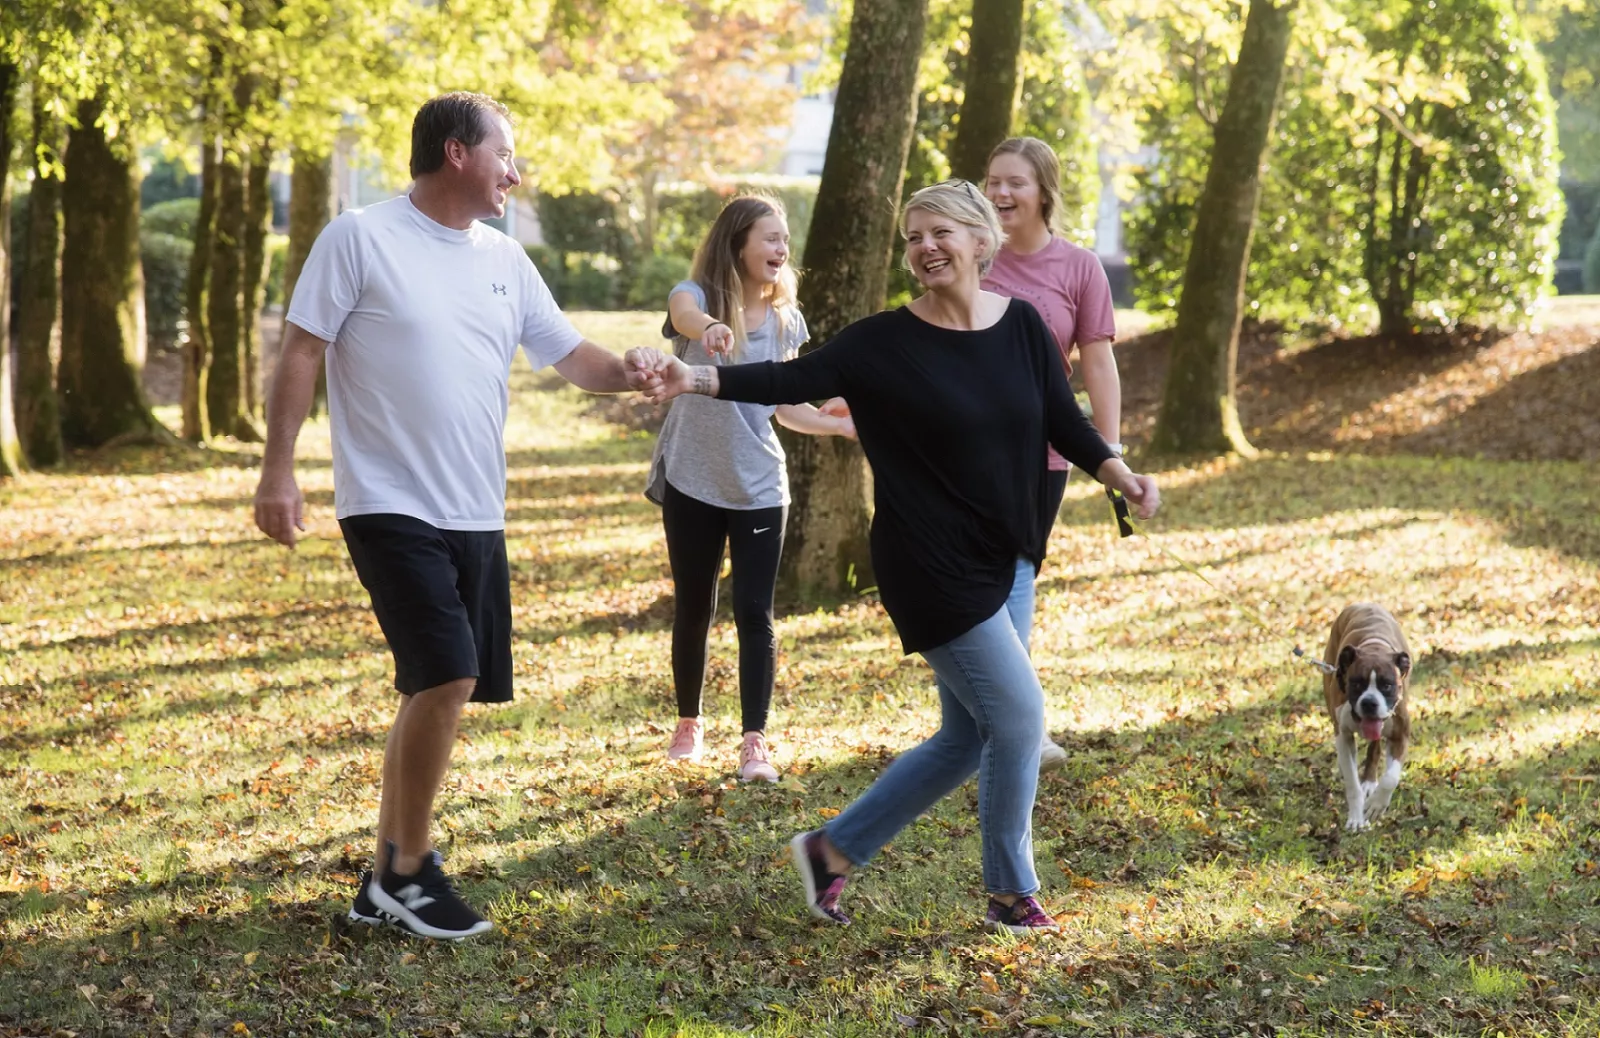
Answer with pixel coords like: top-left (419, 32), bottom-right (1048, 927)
top-left (986, 137), bottom-right (1064, 235)
top-left (689, 195), bottom-right (801, 359)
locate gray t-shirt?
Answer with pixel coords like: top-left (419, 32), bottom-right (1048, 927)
top-left (647, 280), bottom-right (809, 510)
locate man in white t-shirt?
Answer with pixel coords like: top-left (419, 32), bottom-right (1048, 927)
top-left (253, 92), bottom-right (665, 939)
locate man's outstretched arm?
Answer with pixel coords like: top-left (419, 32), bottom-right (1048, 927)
top-left (551, 340), bottom-right (667, 394)
top-left (254, 322), bottom-right (330, 548)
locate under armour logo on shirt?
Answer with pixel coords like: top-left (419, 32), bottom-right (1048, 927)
top-left (492, 283), bottom-right (507, 295)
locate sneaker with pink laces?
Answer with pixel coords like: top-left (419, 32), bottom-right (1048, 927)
top-left (738, 732), bottom-right (779, 783)
top-left (789, 830), bottom-right (851, 924)
top-left (667, 717), bottom-right (704, 761)
top-left (984, 895), bottom-right (1060, 935)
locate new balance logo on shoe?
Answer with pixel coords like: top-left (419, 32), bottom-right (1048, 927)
top-left (394, 884), bottom-right (437, 912)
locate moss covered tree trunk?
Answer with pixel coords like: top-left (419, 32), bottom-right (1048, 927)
top-left (0, 64), bottom-right (24, 479)
top-left (779, 0), bottom-right (928, 599)
top-left (1150, 0), bottom-right (1294, 458)
top-left (183, 133), bottom-right (217, 442)
top-left (282, 147), bottom-right (332, 413)
top-left (15, 89), bottom-right (65, 467)
top-left (947, 0), bottom-right (1025, 184)
top-left (58, 95), bottom-right (165, 448)
top-left (205, 150), bottom-right (252, 440)
top-left (241, 141), bottom-right (272, 421)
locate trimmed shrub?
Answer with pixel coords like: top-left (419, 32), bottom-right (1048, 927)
top-left (525, 243), bottom-right (564, 301)
top-left (535, 179), bottom-right (820, 308)
top-left (563, 260), bottom-right (617, 310)
top-left (142, 197), bottom-right (201, 241)
top-left (625, 253), bottom-right (692, 309)
top-left (1126, 0), bottom-right (1562, 332)
top-left (1584, 221), bottom-right (1600, 293)
top-left (263, 234), bottom-right (289, 308)
top-left (140, 230), bottom-right (192, 351)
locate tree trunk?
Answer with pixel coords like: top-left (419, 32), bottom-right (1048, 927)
top-left (241, 141), bottom-right (272, 420)
top-left (947, 0), bottom-right (1026, 183)
top-left (1366, 112), bottom-right (1431, 341)
top-left (282, 147), bottom-right (333, 413)
top-left (183, 132), bottom-right (217, 441)
top-left (0, 64), bottom-right (24, 479)
top-left (780, 0), bottom-right (929, 599)
top-left (1149, 0), bottom-right (1294, 458)
top-left (206, 150), bottom-right (252, 440)
top-left (15, 88), bottom-right (65, 468)
top-left (59, 95), bottom-right (165, 448)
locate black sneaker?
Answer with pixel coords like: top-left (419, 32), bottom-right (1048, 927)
top-left (348, 870), bottom-right (390, 926)
top-left (367, 842), bottom-right (493, 940)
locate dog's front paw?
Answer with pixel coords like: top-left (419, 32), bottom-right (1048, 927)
top-left (1363, 790), bottom-right (1394, 824)
top-left (1361, 780), bottom-right (1378, 799)
top-left (1344, 814), bottom-right (1368, 832)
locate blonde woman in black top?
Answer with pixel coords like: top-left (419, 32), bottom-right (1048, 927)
top-left (633, 181), bottom-right (1158, 933)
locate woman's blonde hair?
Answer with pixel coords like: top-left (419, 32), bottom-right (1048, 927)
top-left (688, 194), bottom-right (800, 359)
top-left (986, 136), bottom-right (1063, 235)
top-left (900, 179), bottom-right (1006, 278)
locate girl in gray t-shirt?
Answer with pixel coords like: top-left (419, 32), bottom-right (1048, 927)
top-left (647, 195), bottom-right (854, 782)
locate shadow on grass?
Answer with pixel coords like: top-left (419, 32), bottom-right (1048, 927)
top-left (504, 437), bottom-right (655, 474)
top-left (56, 442), bottom-right (333, 478)
top-left (1391, 339), bottom-right (1600, 463)
top-left (4, 666), bottom-right (1595, 1036)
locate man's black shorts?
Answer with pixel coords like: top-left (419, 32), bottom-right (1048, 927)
top-left (339, 513), bottom-right (513, 703)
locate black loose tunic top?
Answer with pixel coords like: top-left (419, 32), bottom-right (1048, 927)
top-left (716, 298), bottom-right (1115, 653)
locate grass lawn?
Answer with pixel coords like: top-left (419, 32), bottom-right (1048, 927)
top-left (2, 311), bottom-right (1598, 1036)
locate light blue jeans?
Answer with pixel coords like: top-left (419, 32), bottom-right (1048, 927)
top-left (825, 559), bottom-right (1044, 895)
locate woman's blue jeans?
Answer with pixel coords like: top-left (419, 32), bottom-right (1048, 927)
top-left (825, 559), bottom-right (1043, 895)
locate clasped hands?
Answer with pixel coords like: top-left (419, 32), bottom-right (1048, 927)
top-left (624, 347), bottom-right (696, 404)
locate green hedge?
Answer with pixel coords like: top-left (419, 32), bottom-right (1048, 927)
top-left (625, 253), bottom-right (692, 309)
top-left (140, 230), bottom-right (192, 351)
top-left (138, 228), bottom-right (286, 350)
top-left (142, 197), bottom-right (200, 240)
top-left (533, 178), bottom-right (819, 310)
top-left (1584, 221), bottom-right (1600, 294)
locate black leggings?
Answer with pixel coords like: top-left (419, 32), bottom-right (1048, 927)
top-left (661, 481), bottom-right (786, 733)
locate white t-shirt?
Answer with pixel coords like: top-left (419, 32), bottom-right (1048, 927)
top-left (287, 195), bottom-right (583, 530)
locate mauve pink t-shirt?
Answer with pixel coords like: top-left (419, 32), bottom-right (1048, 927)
top-left (982, 236), bottom-right (1116, 470)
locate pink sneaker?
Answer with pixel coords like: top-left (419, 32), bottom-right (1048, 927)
top-left (984, 895), bottom-right (1060, 935)
top-left (738, 732), bottom-right (779, 783)
top-left (667, 717), bottom-right (704, 761)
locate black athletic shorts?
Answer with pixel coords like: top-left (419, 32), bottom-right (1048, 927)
top-left (339, 513), bottom-right (514, 703)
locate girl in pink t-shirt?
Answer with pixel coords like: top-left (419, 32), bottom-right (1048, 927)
top-left (980, 136), bottom-right (1122, 773)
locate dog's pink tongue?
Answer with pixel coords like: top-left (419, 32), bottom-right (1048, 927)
top-left (1359, 718), bottom-right (1385, 742)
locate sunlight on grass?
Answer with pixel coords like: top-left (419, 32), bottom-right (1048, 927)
top-left (2, 337), bottom-right (1598, 1036)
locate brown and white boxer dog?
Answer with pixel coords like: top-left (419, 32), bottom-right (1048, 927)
top-left (1324, 603), bottom-right (1412, 831)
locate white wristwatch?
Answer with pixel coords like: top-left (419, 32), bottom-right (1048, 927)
top-left (1106, 442), bottom-right (1125, 457)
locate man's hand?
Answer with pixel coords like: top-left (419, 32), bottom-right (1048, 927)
top-left (634, 353), bottom-right (714, 404)
top-left (255, 468), bottom-right (306, 548)
top-left (622, 347), bottom-right (669, 392)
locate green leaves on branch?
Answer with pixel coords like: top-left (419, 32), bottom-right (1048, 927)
top-left (1116, 0), bottom-right (1562, 334)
